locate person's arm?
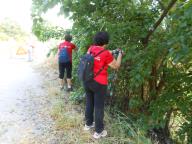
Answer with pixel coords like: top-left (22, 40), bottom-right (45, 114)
top-left (108, 52), bottom-right (122, 69)
top-left (55, 46), bottom-right (60, 63)
top-left (56, 44), bottom-right (60, 56)
top-left (73, 46), bottom-right (78, 51)
top-left (72, 43), bottom-right (78, 51)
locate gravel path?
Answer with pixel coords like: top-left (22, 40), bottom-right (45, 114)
top-left (0, 59), bottom-right (59, 144)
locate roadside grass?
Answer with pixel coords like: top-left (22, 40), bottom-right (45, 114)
top-left (45, 79), bottom-right (151, 144)
top-left (39, 58), bottom-right (151, 144)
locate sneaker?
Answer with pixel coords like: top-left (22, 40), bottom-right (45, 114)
top-left (83, 122), bottom-right (95, 131)
top-left (93, 130), bottom-right (107, 139)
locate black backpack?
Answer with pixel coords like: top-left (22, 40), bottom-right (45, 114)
top-left (78, 49), bottom-right (105, 82)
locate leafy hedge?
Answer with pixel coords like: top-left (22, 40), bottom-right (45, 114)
top-left (32, 0), bottom-right (192, 143)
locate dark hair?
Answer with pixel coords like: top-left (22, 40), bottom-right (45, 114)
top-left (65, 34), bottom-right (72, 42)
top-left (93, 31), bottom-right (109, 46)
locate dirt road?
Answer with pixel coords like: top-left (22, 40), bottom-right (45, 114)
top-left (0, 58), bottom-right (58, 144)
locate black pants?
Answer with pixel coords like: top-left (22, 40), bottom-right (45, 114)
top-left (83, 80), bottom-right (107, 133)
top-left (59, 62), bottom-right (72, 79)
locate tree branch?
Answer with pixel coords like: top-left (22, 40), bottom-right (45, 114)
top-left (142, 0), bottom-right (177, 46)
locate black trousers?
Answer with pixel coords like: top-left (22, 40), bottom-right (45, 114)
top-left (83, 80), bottom-right (107, 133)
top-left (58, 62), bottom-right (72, 79)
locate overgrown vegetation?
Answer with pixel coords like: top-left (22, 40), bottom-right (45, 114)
top-left (0, 18), bottom-right (28, 41)
top-left (32, 0), bottom-right (192, 143)
top-left (41, 57), bottom-right (151, 143)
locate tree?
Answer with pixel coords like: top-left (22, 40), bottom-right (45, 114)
top-left (31, 0), bottom-right (192, 143)
top-left (0, 18), bottom-right (27, 41)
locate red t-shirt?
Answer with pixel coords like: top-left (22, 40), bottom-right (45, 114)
top-left (88, 45), bottom-right (114, 85)
top-left (58, 41), bottom-right (76, 62)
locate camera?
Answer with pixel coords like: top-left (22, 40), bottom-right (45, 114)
top-left (112, 49), bottom-right (122, 55)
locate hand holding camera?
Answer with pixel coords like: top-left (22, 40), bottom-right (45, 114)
top-left (111, 48), bottom-right (124, 56)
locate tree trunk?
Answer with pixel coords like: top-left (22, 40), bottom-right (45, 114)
top-left (164, 109), bottom-right (173, 137)
top-left (140, 0), bottom-right (177, 110)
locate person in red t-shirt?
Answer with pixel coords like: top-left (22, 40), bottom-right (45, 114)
top-left (83, 31), bottom-right (123, 139)
top-left (58, 34), bottom-right (76, 91)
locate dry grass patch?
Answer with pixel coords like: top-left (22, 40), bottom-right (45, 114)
top-left (50, 100), bottom-right (65, 120)
top-left (50, 94), bottom-right (97, 143)
top-left (44, 77), bottom-right (61, 99)
top-left (55, 111), bottom-right (83, 130)
top-left (60, 130), bottom-right (95, 144)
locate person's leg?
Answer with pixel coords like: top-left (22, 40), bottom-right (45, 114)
top-left (84, 82), bottom-right (94, 126)
top-left (59, 62), bottom-right (65, 89)
top-left (59, 79), bottom-right (64, 88)
top-left (66, 62), bottom-right (72, 90)
top-left (66, 79), bottom-right (72, 88)
top-left (93, 82), bottom-right (107, 133)
top-left (27, 46), bottom-right (33, 61)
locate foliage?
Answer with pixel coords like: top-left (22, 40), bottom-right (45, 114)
top-left (31, 1), bottom-right (70, 41)
top-left (32, 0), bottom-right (192, 143)
top-left (46, 45), bottom-right (58, 57)
top-left (32, 16), bottom-right (68, 41)
top-left (0, 18), bottom-right (28, 41)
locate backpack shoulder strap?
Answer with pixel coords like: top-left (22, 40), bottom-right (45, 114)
top-left (93, 49), bottom-right (107, 78)
top-left (94, 65), bottom-right (106, 78)
top-left (94, 49), bottom-right (106, 57)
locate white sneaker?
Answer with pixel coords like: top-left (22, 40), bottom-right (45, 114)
top-left (83, 122), bottom-right (95, 131)
top-left (93, 130), bottom-right (107, 139)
